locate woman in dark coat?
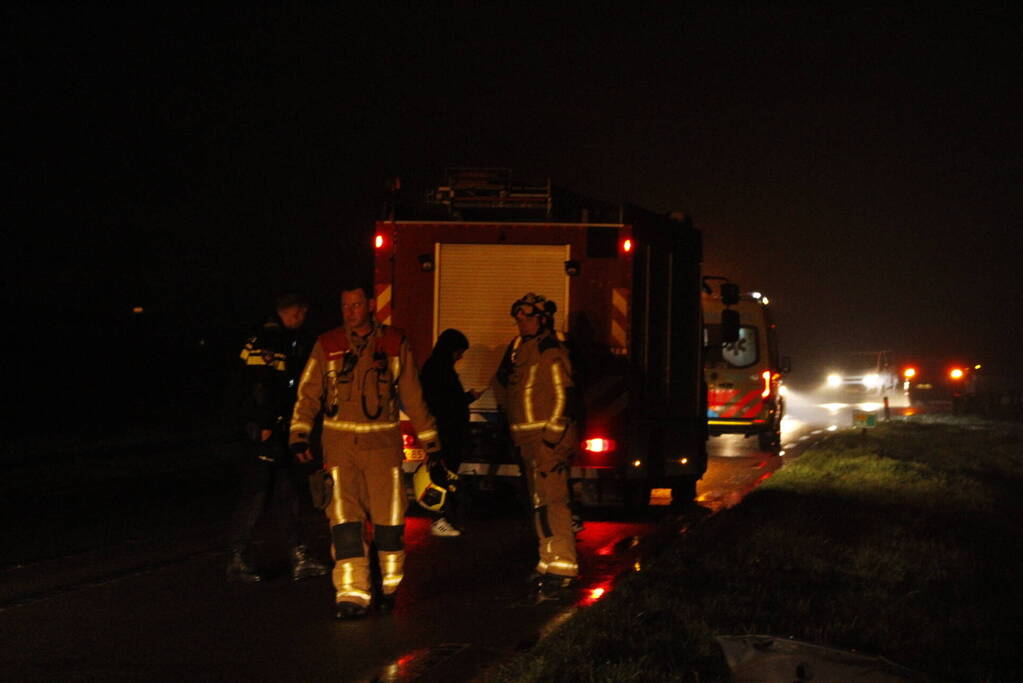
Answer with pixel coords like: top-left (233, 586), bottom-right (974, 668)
top-left (420, 329), bottom-right (481, 536)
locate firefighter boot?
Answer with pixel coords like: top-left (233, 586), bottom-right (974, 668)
top-left (335, 602), bottom-right (369, 620)
top-left (226, 549), bottom-right (262, 583)
top-left (536, 573), bottom-right (577, 602)
top-left (290, 545), bottom-right (329, 581)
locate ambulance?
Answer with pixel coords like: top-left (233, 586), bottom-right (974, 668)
top-left (702, 286), bottom-right (787, 450)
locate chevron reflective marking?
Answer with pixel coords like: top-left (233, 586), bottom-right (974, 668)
top-left (375, 283), bottom-right (392, 325)
top-left (710, 388), bottom-right (767, 419)
top-left (611, 287), bottom-right (629, 353)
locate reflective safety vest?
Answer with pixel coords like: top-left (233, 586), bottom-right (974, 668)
top-left (290, 321), bottom-right (440, 456)
top-left (237, 316), bottom-right (311, 432)
top-left (493, 331), bottom-right (576, 446)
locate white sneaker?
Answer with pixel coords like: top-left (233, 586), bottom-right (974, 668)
top-left (430, 518), bottom-right (462, 537)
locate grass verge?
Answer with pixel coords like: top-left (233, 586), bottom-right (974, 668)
top-left (486, 415), bottom-right (1023, 682)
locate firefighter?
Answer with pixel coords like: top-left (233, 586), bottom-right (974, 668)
top-left (289, 280), bottom-right (441, 619)
top-left (226, 293), bottom-right (329, 583)
top-left (492, 293), bottom-right (579, 599)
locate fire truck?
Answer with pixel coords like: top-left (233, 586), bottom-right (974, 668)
top-left (374, 168), bottom-right (717, 505)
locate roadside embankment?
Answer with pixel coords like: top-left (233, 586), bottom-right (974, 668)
top-left (488, 415), bottom-right (1023, 682)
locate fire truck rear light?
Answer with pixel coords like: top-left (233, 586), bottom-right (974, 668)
top-left (621, 238), bottom-right (633, 254)
top-left (374, 233), bottom-right (385, 249)
top-left (582, 438), bottom-right (616, 453)
top-left (402, 433), bottom-right (416, 448)
top-left (761, 370), bottom-right (772, 398)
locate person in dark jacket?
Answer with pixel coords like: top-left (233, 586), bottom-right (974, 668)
top-left (226, 293), bottom-right (328, 583)
top-left (420, 329), bottom-right (482, 536)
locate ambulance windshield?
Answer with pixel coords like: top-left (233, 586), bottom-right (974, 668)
top-left (705, 325), bottom-right (759, 368)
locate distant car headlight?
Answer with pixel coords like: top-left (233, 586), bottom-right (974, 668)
top-left (827, 373), bottom-right (842, 388)
top-left (862, 373), bottom-right (881, 389)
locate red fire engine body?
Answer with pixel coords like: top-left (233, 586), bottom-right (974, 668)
top-left (373, 169), bottom-right (708, 504)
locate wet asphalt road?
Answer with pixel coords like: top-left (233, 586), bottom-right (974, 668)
top-left (1, 419), bottom-right (825, 681)
top-left (2, 502), bottom-right (672, 681)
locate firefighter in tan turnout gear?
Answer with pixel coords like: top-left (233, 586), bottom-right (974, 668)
top-left (290, 282), bottom-right (440, 619)
top-left (493, 293), bottom-right (579, 599)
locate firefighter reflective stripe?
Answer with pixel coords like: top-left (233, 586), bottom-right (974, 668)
top-left (375, 284), bottom-right (393, 326)
top-left (416, 428), bottom-right (438, 443)
top-left (323, 420), bottom-right (400, 433)
top-left (336, 589), bottom-right (372, 606)
top-left (335, 561), bottom-right (372, 606)
top-left (388, 466), bottom-right (404, 525)
top-left (291, 420), bottom-right (314, 435)
top-left (536, 559), bottom-right (579, 575)
top-left (380, 552), bottom-right (403, 590)
top-left (509, 355), bottom-right (570, 436)
top-left (611, 287), bottom-right (629, 355)
top-left (240, 342), bottom-right (286, 371)
top-left (292, 353), bottom-right (322, 434)
top-left (511, 421), bottom-right (547, 433)
top-left (523, 364), bottom-right (538, 423)
top-left (548, 359), bottom-right (568, 434)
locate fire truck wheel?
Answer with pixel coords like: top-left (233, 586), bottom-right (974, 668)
top-left (757, 429), bottom-right (781, 451)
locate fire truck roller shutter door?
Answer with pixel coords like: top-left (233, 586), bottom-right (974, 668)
top-left (435, 243), bottom-right (570, 413)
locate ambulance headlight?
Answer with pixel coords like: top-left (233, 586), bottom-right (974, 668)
top-left (862, 373), bottom-right (881, 389)
top-left (826, 373), bottom-right (842, 388)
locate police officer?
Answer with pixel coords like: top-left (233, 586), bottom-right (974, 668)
top-left (226, 293), bottom-right (329, 583)
top-left (290, 280), bottom-right (440, 619)
top-left (492, 293), bottom-right (579, 599)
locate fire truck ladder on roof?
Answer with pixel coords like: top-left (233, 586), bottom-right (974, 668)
top-left (433, 167), bottom-right (552, 214)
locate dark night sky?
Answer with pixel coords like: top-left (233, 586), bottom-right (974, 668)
top-left (8, 4), bottom-right (1023, 382)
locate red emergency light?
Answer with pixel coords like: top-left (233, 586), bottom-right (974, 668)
top-left (949, 367), bottom-right (965, 380)
top-left (374, 233), bottom-right (386, 249)
top-left (620, 238), bottom-right (633, 254)
top-left (582, 437), bottom-right (616, 453)
top-left (903, 367), bottom-right (917, 379)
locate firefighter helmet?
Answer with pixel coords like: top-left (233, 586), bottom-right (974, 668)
top-left (510, 292), bottom-right (557, 324)
top-left (413, 460), bottom-right (459, 512)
